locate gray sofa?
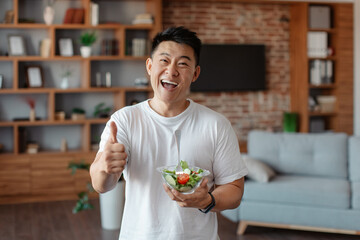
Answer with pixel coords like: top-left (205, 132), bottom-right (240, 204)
top-left (221, 130), bottom-right (360, 235)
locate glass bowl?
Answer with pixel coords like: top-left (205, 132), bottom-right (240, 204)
top-left (157, 165), bottom-right (210, 194)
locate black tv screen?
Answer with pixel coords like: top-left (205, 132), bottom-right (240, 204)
top-left (191, 44), bottom-right (266, 92)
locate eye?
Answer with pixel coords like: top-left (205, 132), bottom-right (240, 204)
top-left (160, 58), bottom-right (168, 63)
top-left (178, 62), bottom-right (189, 67)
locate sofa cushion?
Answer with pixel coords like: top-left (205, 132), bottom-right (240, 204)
top-left (244, 175), bottom-right (350, 209)
top-left (349, 136), bottom-right (360, 181)
top-left (247, 131), bottom-right (348, 178)
top-left (243, 155), bottom-right (276, 182)
top-left (352, 182), bottom-right (360, 209)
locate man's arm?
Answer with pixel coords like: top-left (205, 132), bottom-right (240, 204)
top-left (211, 177), bottom-right (245, 211)
top-left (90, 121), bottom-right (127, 193)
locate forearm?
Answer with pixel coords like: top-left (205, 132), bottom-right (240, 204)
top-left (90, 152), bottom-right (122, 193)
top-left (211, 177), bottom-right (245, 212)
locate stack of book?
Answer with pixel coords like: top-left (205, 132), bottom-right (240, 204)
top-left (63, 8), bottom-right (85, 24)
top-left (132, 38), bottom-right (147, 57)
top-left (307, 31), bottom-right (328, 58)
top-left (309, 59), bottom-right (333, 85)
top-left (101, 39), bottom-right (119, 56)
top-left (132, 13), bottom-right (153, 25)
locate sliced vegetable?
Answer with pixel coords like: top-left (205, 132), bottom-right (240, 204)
top-left (177, 173), bottom-right (190, 184)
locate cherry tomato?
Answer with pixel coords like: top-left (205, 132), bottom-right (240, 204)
top-left (177, 173), bottom-right (190, 184)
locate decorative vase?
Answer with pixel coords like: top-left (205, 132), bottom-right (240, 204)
top-left (43, 6), bottom-right (54, 25)
top-left (80, 46), bottom-right (92, 58)
top-left (29, 108), bottom-right (36, 121)
top-left (60, 77), bottom-right (69, 89)
top-left (99, 181), bottom-right (125, 230)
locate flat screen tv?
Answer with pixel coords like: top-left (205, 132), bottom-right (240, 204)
top-left (191, 44), bottom-right (266, 92)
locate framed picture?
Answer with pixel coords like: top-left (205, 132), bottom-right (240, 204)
top-left (25, 66), bottom-right (44, 88)
top-left (8, 35), bottom-right (27, 56)
top-left (59, 38), bottom-right (74, 56)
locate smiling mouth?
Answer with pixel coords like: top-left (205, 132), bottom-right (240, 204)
top-left (161, 80), bottom-right (178, 90)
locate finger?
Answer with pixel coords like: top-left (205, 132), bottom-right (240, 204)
top-left (163, 183), bottom-right (176, 199)
top-left (171, 189), bottom-right (185, 201)
top-left (200, 177), bottom-right (209, 189)
top-left (109, 121), bottom-right (118, 143)
top-left (109, 143), bottom-right (126, 153)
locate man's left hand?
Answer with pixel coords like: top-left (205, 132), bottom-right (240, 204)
top-left (163, 177), bottom-right (212, 209)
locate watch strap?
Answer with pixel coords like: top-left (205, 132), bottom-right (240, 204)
top-left (199, 192), bottom-right (216, 214)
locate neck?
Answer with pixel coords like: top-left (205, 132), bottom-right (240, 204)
top-left (149, 99), bottom-right (190, 117)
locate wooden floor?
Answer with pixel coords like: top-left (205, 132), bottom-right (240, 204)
top-left (1, 199), bottom-right (360, 240)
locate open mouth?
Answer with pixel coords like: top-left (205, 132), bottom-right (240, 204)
top-left (161, 80), bottom-right (178, 90)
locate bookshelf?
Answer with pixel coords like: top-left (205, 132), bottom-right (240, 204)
top-left (290, 2), bottom-right (353, 134)
top-left (0, 0), bottom-right (161, 204)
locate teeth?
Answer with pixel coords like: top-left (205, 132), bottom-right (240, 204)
top-left (161, 80), bottom-right (178, 86)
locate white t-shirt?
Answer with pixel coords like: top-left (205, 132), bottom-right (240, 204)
top-left (98, 99), bottom-right (248, 240)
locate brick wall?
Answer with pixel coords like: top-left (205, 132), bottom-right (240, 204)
top-left (163, 1), bottom-right (291, 141)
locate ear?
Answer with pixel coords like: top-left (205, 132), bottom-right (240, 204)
top-left (192, 65), bottom-right (201, 83)
top-left (146, 58), bottom-right (152, 76)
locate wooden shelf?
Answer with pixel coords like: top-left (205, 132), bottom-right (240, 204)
top-left (309, 83), bottom-right (336, 89)
top-left (309, 112), bottom-right (337, 117)
top-left (0, 0), bottom-right (161, 204)
top-left (290, 2), bottom-right (353, 134)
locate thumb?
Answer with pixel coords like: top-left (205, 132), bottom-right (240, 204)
top-left (109, 121), bottom-right (118, 143)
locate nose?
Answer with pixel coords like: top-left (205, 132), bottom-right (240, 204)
top-left (166, 62), bottom-right (179, 77)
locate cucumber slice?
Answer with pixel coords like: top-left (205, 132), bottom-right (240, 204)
top-left (179, 186), bottom-right (192, 192)
top-left (164, 174), bottom-right (176, 186)
top-left (184, 168), bottom-right (191, 174)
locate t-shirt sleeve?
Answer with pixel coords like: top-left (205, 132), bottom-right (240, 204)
top-left (213, 120), bottom-right (248, 185)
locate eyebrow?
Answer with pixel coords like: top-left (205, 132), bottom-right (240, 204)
top-left (159, 52), bottom-right (192, 61)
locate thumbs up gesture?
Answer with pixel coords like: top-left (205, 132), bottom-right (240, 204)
top-left (100, 121), bottom-right (127, 175)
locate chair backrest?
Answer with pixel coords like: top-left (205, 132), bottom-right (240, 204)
top-left (349, 136), bottom-right (360, 181)
top-left (248, 131), bottom-right (348, 179)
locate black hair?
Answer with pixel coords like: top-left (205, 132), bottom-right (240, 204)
top-left (150, 26), bottom-right (202, 66)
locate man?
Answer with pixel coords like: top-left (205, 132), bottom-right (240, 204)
top-left (90, 26), bottom-right (248, 240)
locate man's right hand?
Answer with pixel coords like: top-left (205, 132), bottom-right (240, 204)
top-left (90, 121), bottom-right (127, 193)
top-left (99, 121), bottom-right (127, 175)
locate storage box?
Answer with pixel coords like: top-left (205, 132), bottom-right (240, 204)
top-left (309, 5), bottom-right (331, 29)
top-left (317, 96), bottom-right (336, 113)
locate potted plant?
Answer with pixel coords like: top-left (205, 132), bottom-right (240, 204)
top-left (68, 160), bottom-right (94, 213)
top-left (80, 31), bottom-right (96, 57)
top-left (71, 107), bottom-right (86, 120)
top-left (93, 102), bottom-right (112, 118)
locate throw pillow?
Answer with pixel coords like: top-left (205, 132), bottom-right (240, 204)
top-left (243, 155), bottom-right (276, 182)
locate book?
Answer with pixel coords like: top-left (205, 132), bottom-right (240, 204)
top-left (325, 60), bottom-right (333, 84)
top-left (132, 13), bottom-right (153, 25)
top-left (63, 8), bottom-right (76, 24)
top-left (90, 2), bottom-right (99, 26)
top-left (72, 8), bottom-right (85, 24)
top-left (310, 59), bottom-right (321, 85)
top-left (307, 31), bottom-right (328, 57)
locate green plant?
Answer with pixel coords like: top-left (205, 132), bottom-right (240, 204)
top-left (93, 102), bottom-right (111, 118)
top-left (72, 107), bottom-right (85, 114)
top-left (80, 31), bottom-right (96, 46)
top-left (68, 160), bottom-right (94, 213)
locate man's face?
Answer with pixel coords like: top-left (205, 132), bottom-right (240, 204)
top-left (146, 41), bottom-right (200, 105)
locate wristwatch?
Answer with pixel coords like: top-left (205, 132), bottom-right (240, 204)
top-left (199, 192), bottom-right (216, 214)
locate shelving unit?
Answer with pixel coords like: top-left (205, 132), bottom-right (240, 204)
top-left (290, 2), bottom-right (353, 134)
top-left (0, 0), bottom-right (161, 204)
